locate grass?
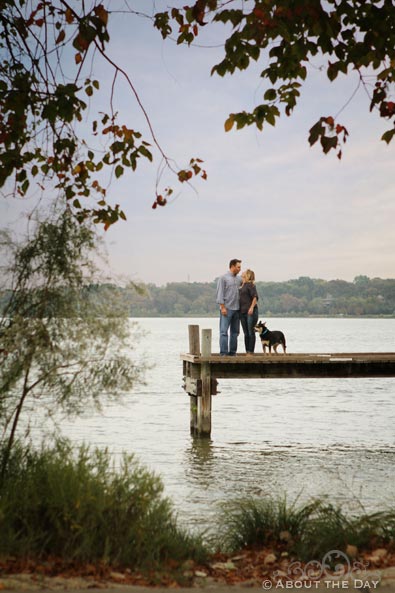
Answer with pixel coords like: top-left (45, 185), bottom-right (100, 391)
top-left (0, 439), bottom-right (207, 569)
top-left (1, 442), bottom-right (394, 574)
top-left (217, 496), bottom-right (395, 561)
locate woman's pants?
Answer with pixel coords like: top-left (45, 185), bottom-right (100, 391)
top-left (240, 307), bottom-right (259, 353)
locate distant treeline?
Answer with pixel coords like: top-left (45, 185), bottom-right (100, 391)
top-left (2, 276), bottom-right (395, 318)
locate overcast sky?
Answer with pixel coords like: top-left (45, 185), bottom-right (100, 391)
top-left (1, 1), bottom-right (394, 286)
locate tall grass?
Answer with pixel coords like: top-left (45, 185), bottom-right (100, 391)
top-left (1, 442), bottom-right (394, 569)
top-left (0, 439), bottom-right (206, 568)
top-left (217, 497), bottom-right (395, 561)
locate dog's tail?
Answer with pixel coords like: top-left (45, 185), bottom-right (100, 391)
top-left (282, 333), bottom-right (287, 353)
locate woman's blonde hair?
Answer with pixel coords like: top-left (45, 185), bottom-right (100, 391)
top-left (244, 269), bottom-right (255, 284)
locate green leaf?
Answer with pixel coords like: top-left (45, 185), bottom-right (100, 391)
top-left (265, 110), bottom-right (277, 127)
top-left (115, 164), bottom-right (123, 178)
top-left (321, 135), bottom-right (338, 154)
top-left (139, 145), bottom-right (153, 161)
top-left (327, 63), bottom-right (338, 82)
top-left (264, 89), bottom-right (277, 101)
top-left (211, 60), bottom-right (228, 77)
top-left (248, 44), bottom-right (260, 61)
top-left (381, 129), bottom-right (395, 144)
top-left (65, 186), bottom-right (76, 200)
top-left (308, 120), bottom-right (324, 146)
top-left (21, 179), bottom-right (29, 194)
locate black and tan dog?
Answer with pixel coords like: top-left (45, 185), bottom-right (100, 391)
top-left (255, 321), bottom-right (287, 354)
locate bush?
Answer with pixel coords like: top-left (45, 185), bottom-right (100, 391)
top-left (216, 497), bottom-right (320, 554)
top-left (0, 440), bottom-right (207, 568)
top-left (300, 504), bottom-right (395, 561)
top-left (217, 497), bottom-right (395, 561)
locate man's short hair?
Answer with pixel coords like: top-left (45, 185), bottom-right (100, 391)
top-left (229, 258), bottom-right (242, 268)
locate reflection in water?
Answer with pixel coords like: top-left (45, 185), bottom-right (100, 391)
top-left (184, 437), bottom-right (216, 492)
top-left (188, 436), bottom-right (215, 465)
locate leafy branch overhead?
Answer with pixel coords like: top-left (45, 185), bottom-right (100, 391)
top-left (155, 0), bottom-right (395, 158)
top-left (2, 1), bottom-right (394, 229)
top-left (0, 1), bottom-right (206, 228)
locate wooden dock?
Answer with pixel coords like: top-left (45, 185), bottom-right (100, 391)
top-left (181, 325), bottom-right (395, 436)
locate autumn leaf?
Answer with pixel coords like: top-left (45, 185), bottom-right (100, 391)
top-left (65, 8), bottom-right (74, 24)
top-left (224, 116), bottom-right (234, 132)
top-left (94, 5), bottom-right (108, 25)
top-left (74, 33), bottom-right (90, 52)
top-left (56, 30), bottom-right (66, 44)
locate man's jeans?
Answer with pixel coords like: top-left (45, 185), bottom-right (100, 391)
top-left (240, 307), bottom-right (259, 353)
top-left (219, 309), bottom-right (240, 355)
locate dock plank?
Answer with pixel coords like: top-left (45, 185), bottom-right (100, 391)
top-left (181, 352), bottom-right (395, 378)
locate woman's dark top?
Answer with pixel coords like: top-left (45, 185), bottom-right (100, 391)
top-left (239, 282), bottom-right (259, 314)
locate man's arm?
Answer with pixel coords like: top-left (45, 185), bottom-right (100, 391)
top-left (216, 277), bottom-right (227, 316)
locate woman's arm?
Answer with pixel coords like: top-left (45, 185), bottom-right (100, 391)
top-left (248, 296), bottom-right (257, 315)
top-left (248, 284), bottom-right (258, 315)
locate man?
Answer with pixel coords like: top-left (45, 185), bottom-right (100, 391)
top-left (216, 259), bottom-right (242, 356)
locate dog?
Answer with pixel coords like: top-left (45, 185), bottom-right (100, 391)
top-left (254, 321), bottom-right (287, 354)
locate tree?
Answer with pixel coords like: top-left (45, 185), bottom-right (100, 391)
top-left (2, 2), bottom-right (394, 229)
top-left (0, 1), bottom-right (206, 227)
top-left (0, 211), bottom-right (142, 480)
top-left (155, 0), bottom-right (395, 160)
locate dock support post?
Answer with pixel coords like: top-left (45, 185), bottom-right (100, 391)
top-left (198, 328), bottom-right (212, 436)
top-left (188, 325), bottom-right (200, 435)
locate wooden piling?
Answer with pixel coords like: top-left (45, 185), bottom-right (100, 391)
top-left (188, 325), bottom-right (200, 435)
top-left (188, 324), bottom-right (200, 357)
top-left (198, 329), bottom-right (212, 436)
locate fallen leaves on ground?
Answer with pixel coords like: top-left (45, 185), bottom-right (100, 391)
top-left (0, 546), bottom-right (395, 589)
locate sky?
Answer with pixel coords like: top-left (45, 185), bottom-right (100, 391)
top-left (1, 1), bottom-right (394, 286)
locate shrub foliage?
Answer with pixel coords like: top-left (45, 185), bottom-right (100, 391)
top-left (0, 440), bottom-right (206, 567)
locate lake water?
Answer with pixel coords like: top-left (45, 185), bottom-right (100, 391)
top-left (59, 317), bottom-right (395, 532)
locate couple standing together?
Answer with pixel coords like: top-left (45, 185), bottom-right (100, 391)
top-left (216, 258), bottom-right (259, 356)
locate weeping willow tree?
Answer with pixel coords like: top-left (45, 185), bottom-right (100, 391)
top-left (0, 211), bottom-right (142, 480)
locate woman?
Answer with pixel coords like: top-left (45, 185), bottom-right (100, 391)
top-left (239, 269), bottom-right (259, 354)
